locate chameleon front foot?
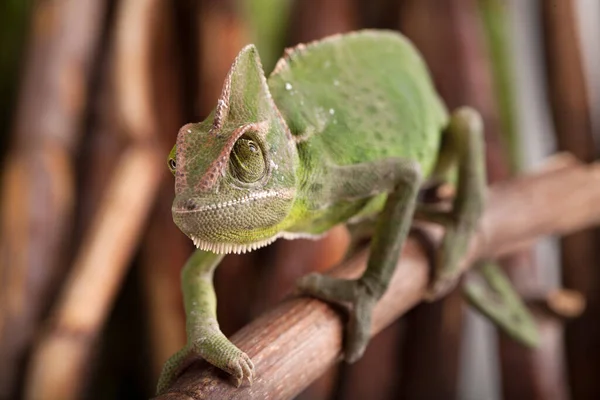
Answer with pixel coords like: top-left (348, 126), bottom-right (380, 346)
top-left (297, 273), bottom-right (377, 362)
top-left (156, 331), bottom-right (254, 395)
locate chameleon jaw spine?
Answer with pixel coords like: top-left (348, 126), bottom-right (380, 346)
top-left (189, 231), bottom-right (323, 255)
top-left (189, 235), bottom-right (279, 254)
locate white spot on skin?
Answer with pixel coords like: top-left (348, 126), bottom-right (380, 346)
top-left (285, 82), bottom-right (293, 90)
top-left (329, 108), bottom-right (335, 115)
top-left (187, 129), bottom-right (192, 133)
top-left (333, 80), bottom-right (339, 86)
top-left (324, 61), bottom-right (331, 68)
top-left (270, 160), bottom-right (279, 170)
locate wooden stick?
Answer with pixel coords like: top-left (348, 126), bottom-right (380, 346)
top-left (25, 147), bottom-right (162, 400)
top-left (139, 0), bottom-right (190, 382)
top-left (541, 1), bottom-right (600, 398)
top-left (0, 0), bottom-right (107, 396)
top-left (155, 155), bottom-right (600, 399)
top-left (400, 1), bottom-right (494, 396)
top-left (24, 0), bottom-right (166, 398)
top-left (525, 289), bottom-right (586, 320)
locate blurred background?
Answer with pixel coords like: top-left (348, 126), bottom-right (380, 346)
top-left (0, 0), bottom-right (599, 399)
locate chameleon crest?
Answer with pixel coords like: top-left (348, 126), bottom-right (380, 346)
top-left (170, 45), bottom-right (299, 253)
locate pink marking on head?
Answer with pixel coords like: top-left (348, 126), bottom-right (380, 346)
top-left (196, 121), bottom-right (269, 192)
top-left (174, 123), bottom-right (197, 193)
top-left (210, 74), bottom-right (231, 135)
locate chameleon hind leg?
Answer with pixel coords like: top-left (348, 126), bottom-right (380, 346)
top-left (419, 107), bottom-right (486, 300)
top-left (156, 250), bottom-right (254, 394)
top-left (418, 108), bottom-right (539, 346)
top-left (298, 159), bottom-right (422, 362)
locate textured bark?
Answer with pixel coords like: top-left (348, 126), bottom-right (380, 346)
top-left (540, 1), bottom-right (600, 398)
top-left (155, 156), bottom-right (600, 400)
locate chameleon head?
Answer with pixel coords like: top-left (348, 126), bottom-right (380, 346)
top-left (169, 44), bottom-right (299, 254)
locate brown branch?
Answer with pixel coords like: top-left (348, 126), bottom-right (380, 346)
top-left (399, 0), bottom-right (495, 396)
top-left (541, 1), bottom-right (600, 398)
top-left (25, 147), bottom-right (162, 400)
top-left (24, 0), bottom-right (167, 398)
top-left (0, 0), bottom-right (107, 396)
top-left (525, 289), bottom-right (586, 320)
top-left (155, 154), bottom-right (600, 400)
top-left (140, 0), bottom-right (190, 382)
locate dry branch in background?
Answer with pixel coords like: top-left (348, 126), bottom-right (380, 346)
top-left (23, 0), bottom-right (167, 398)
top-left (0, 0), bottom-right (107, 397)
top-left (541, 1), bottom-right (600, 398)
top-left (399, 0), bottom-right (496, 396)
top-left (139, 0), bottom-right (190, 382)
top-left (156, 154), bottom-right (600, 399)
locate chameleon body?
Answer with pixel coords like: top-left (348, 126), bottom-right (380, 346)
top-left (158, 30), bottom-right (532, 393)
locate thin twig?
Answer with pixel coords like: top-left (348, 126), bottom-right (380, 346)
top-left (156, 155), bottom-right (600, 399)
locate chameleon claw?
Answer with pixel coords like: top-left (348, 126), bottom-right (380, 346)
top-left (229, 349), bottom-right (255, 387)
top-left (424, 274), bottom-right (460, 301)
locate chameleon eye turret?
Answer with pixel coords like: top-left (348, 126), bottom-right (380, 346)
top-left (229, 135), bottom-right (266, 183)
top-left (168, 157), bottom-right (176, 172)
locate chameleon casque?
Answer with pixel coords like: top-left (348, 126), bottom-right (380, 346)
top-left (158, 30), bottom-right (536, 393)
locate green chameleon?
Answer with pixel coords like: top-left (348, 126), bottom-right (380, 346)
top-left (157, 30), bottom-right (537, 393)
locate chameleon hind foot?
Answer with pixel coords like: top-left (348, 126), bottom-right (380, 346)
top-left (297, 273), bottom-right (377, 362)
top-left (422, 218), bottom-right (475, 301)
top-left (156, 330), bottom-right (254, 395)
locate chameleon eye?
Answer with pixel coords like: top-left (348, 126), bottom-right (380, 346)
top-left (168, 157), bottom-right (176, 173)
top-left (230, 135), bottom-right (265, 183)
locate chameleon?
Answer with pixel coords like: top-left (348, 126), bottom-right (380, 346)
top-left (157, 30), bottom-right (537, 394)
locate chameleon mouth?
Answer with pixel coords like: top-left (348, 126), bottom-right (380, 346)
top-left (173, 189), bottom-right (294, 214)
top-left (188, 231), bottom-right (324, 255)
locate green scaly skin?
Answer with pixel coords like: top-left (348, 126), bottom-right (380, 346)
top-left (157, 30), bottom-right (534, 394)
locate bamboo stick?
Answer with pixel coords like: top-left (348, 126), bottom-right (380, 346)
top-left (0, 0), bottom-right (107, 396)
top-left (25, 146), bottom-right (162, 400)
top-left (24, 0), bottom-right (167, 398)
top-left (399, 0), bottom-right (494, 396)
top-left (540, 1), bottom-right (600, 397)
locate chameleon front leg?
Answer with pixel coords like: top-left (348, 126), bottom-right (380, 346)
top-left (156, 250), bottom-right (254, 394)
top-left (298, 160), bottom-right (422, 361)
